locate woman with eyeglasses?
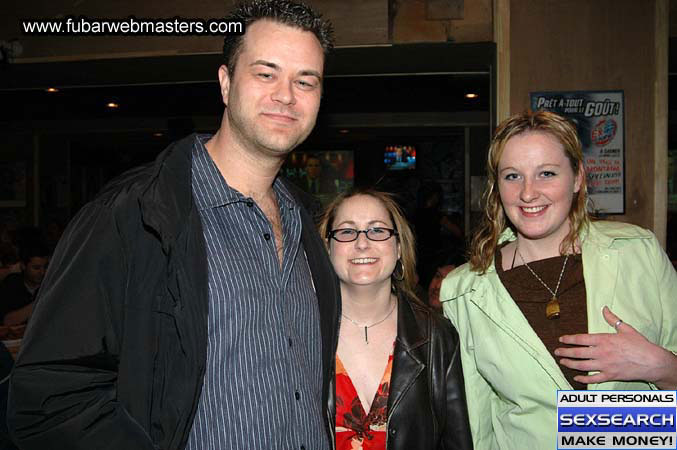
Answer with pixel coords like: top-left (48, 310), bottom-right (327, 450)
top-left (318, 188), bottom-right (472, 450)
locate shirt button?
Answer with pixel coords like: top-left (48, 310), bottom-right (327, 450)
top-left (246, 200), bottom-right (254, 207)
top-left (264, 233), bottom-right (271, 241)
top-left (295, 391), bottom-right (300, 400)
top-left (389, 427), bottom-right (396, 435)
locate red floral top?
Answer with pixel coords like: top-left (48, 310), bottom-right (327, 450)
top-left (335, 351), bottom-right (394, 450)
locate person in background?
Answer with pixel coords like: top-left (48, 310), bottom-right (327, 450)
top-left (319, 188), bottom-right (472, 450)
top-left (298, 154), bottom-right (336, 195)
top-left (0, 243), bottom-right (48, 326)
top-left (427, 264), bottom-right (455, 311)
top-left (414, 181), bottom-right (465, 288)
top-left (442, 110), bottom-right (677, 449)
top-left (0, 244), bottom-right (20, 283)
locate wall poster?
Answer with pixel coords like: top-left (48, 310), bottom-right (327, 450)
top-left (530, 90), bottom-right (625, 214)
top-left (282, 150), bottom-right (354, 207)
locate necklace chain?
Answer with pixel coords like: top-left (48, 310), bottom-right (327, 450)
top-left (517, 248), bottom-right (569, 299)
top-left (342, 301), bottom-right (397, 344)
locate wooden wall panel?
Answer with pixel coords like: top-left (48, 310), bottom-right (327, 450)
top-left (306, 0), bottom-right (388, 46)
top-left (2, 0), bottom-right (497, 62)
top-left (391, 0), bottom-right (492, 43)
top-left (510, 0), bottom-right (658, 232)
top-left (2, 0), bottom-right (388, 62)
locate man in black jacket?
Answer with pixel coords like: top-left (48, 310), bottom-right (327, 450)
top-left (8, 2), bottom-right (340, 449)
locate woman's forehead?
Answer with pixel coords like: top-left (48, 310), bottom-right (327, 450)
top-left (499, 131), bottom-right (568, 166)
top-left (334, 195), bottom-right (392, 224)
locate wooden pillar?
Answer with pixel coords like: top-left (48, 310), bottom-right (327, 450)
top-left (654, 0), bottom-right (669, 246)
top-left (493, 0), bottom-right (510, 124)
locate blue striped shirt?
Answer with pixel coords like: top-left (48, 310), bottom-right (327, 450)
top-left (186, 135), bottom-right (327, 450)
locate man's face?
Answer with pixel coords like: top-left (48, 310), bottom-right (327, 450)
top-left (428, 265), bottom-right (455, 309)
top-left (305, 157), bottom-right (321, 179)
top-left (219, 20), bottom-right (324, 158)
top-left (23, 256), bottom-right (48, 287)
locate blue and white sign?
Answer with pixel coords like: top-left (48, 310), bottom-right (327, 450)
top-left (557, 391), bottom-right (677, 449)
top-left (531, 90), bottom-right (625, 214)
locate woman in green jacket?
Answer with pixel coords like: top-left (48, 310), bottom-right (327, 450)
top-left (441, 110), bottom-right (677, 450)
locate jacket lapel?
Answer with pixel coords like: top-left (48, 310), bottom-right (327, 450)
top-left (388, 296), bottom-right (426, 417)
top-left (139, 137), bottom-right (194, 252)
top-left (300, 205), bottom-right (340, 359)
top-left (470, 271), bottom-right (572, 389)
top-left (138, 133), bottom-right (209, 365)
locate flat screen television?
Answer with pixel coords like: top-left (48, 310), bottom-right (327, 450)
top-left (384, 145), bottom-right (416, 171)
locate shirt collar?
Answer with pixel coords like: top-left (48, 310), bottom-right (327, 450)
top-left (192, 134), bottom-right (242, 211)
top-left (191, 134), bottom-right (297, 212)
top-left (273, 177), bottom-right (297, 211)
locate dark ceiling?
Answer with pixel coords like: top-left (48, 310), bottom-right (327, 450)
top-left (0, 42), bottom-right (494, 124)
top-left (0, 73), bottom-right (490, 122)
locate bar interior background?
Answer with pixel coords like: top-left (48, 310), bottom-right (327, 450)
top-left (1, 0), bottom-right (675, 261)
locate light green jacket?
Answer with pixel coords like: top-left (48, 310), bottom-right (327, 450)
top-left (441, 221), bottom-right (677, 450)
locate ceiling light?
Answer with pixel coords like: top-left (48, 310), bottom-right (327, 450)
top-left (338, 129), bottom-right (350, 134)
top-left (45, 87), bottom-right (59, 93)
top-left (465, 93), bottom-right (479, 99)
top-left (106, 102), bottom-right (120, 109)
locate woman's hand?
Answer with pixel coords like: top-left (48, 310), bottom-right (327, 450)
top-left (555, 306), bottom-right (677, 390)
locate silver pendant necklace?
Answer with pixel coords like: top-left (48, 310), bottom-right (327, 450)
top-left (341, 301), bottom-right (397, 344)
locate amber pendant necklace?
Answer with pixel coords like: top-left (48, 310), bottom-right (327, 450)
top-left (517, 248), bottom-right (569, 320)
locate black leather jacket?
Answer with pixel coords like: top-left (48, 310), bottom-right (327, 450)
top-left (329, 294), bottom-right (473, 450)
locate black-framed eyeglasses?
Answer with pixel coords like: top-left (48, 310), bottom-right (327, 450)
top-left (327, 227), bottom-right (398, 243)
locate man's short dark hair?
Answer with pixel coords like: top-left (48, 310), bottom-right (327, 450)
top-left (19, 243), bottom-right (49, 264)
top-left (223, 0), bottom-right (334, 76)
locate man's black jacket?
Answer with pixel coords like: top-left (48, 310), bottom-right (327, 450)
top-left (8, 135), bottom-right (341, 450)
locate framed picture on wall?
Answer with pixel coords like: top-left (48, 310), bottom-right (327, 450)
top-left (282, 150), bottom-right (354, 206)
top-left (0, 162), bottom-right (27, 208)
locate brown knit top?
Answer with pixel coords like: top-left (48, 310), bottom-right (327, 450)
top-left (495, 246), bottom-right (588, 390)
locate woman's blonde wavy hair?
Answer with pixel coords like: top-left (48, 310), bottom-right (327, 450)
top-left (318, 188), bottom-right (422, 304)
top-left (469, 110), bottom-right (590, 273)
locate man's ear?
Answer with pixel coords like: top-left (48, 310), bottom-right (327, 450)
top-left (217, 65), bottom-right (231, 106)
